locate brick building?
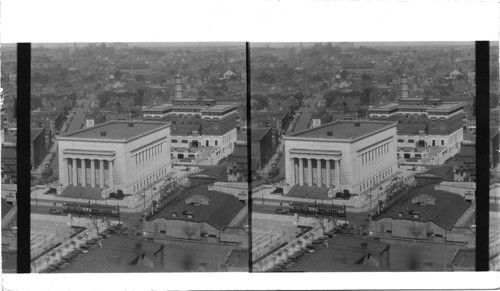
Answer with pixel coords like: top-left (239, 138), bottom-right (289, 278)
top-left (368, 85), bottom-right (464, 162)
top-left (31, 127), bottom-right (46, 170)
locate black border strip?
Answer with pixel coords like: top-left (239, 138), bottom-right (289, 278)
top-left (16, 43), bottom-right (31, 273)
top-left (475, 41), bottom-right (490, 271)
top-left (245, 42), bottom-right (253, 272)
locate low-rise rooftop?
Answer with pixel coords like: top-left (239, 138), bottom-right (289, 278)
top-left (149, 185), bottom-right (245, 230)
top-left (289, 120), bottom-right (395, 140)
top-left (376, 184), bottom-right (472, 230)
top-left (287, 236), bottom-right (390, 272)
top-left (61, 121), bottom-right (169, 141)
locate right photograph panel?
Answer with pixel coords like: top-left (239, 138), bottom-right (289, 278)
top-left (250, 42), bottom-right (477, 272)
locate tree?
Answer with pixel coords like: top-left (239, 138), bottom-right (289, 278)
top-left (361, 73), bottom-right (372, 82)
top-left (361, 87), bottom-right (372, 106)
top-left (340, 69), bottom-right (349, 80)
top-left (135, 88), bottom-right (146, 106)
top-left (253, 94), bottom-right (269, 110)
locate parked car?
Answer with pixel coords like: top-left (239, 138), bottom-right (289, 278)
top-left (49, 209), bottom-right (62, 215)
top-left (275, 208), bottom-right (288, 214)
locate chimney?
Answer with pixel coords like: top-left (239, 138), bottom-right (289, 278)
top-left (135, 242), bottom-right (143, 256)
top-left (361, 242), bottom-right (368, 256)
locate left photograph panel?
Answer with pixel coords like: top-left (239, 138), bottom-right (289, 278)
top-left (29, 43), bottom-right (249, 272)
top-left (2, 44), bottom-right (18, 273)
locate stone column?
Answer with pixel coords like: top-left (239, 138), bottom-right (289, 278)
top-left (72, 158), bottom-right (77, 186)
top-left (317, 159), bottom-right (322, 187)
top-left (298, 158), bottom-right (304, 186)
top-left (335, 160), bottom-right (340, 189)
top-left (307, 158), bottom-right (313, 187)
top-left (326, 159), bottom-right (331, 188)
top-left (66, 159), bottom-right (71, 185)
top-left (109, 160), bottom-right (114, 188)
top-left (294, 158), bottom-right (299, 185)
top-left (90, 160), bottom-right (96, 187)
top-left (81, 159), bottom-right (86, 187)
top-left (99, 160), bottom-right (104, 188)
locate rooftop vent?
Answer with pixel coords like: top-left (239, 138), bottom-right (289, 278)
top-left (100, 131), bottom-right (107, 136)
top-left (128, 123), bottom-right (134, 127)
top-left (354, 122), bottom-right (361, 127)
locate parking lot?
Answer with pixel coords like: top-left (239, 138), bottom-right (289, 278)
top-left (30, 216), bottom-right (73, 259)
top-left (252, 213), bottom-right (311, 261)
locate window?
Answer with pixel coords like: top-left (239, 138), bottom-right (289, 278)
top-left (182, 140), bottom-right (188, 144)
top-left (408, 139), bottom-right (414, 143)
top-left (441, 140), bottom-right (444, 145)
top-left (398, 139), bottom-right (404, 143)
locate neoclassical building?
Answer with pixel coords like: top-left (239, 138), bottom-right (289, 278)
top-left (58, 121), bottom-right (172, 196)
top-left (284, 121), bottom-right (398, 194)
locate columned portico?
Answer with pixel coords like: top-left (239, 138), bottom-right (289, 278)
top-left (62, 149), bottom-right (116, 189)
top-left (289, 149), bottom-right (342, 190)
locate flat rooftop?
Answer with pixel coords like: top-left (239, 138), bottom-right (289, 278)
top-left (428, 102), bottom-right (464, 111)
top-left (201, 104), bottom-right (237, 113)
top-left (62, 121), bottom-right (169, 141)
top-left (289, 121), bottom-right (395, 140)
top-left (371, 103), bottom-right (399, 110)
top-left (142, 103), bottom-right (173, 111)
top-left (150, 185), bottom-right (245, 230)
top-left (376, 184), bottom-right (471, 230)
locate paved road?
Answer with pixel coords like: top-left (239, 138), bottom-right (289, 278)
top-left (45, 95), bottom-right (95, 180)
top-left (252, 203), bottom-right (371, 229)
top-left (67, 97), bottom-right (92, 134)
top-left (31, 203), bottom-right (144, 229)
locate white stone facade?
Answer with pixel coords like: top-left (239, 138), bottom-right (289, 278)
top-left (284, 121), bottom-right (398, 194)
top-left (58, 121), bottom-right (172, 196)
